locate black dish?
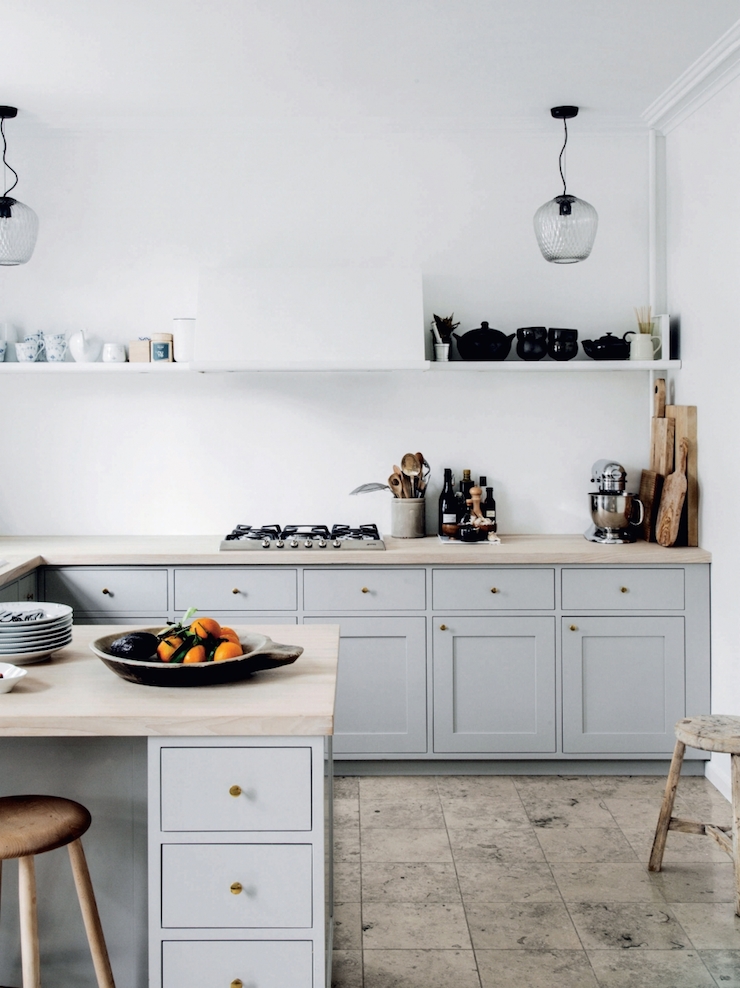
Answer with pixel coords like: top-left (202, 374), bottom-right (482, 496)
top-left (90, 629), bottom-right (303, 687)
top-left (452, 322), bottom-right (515, 361)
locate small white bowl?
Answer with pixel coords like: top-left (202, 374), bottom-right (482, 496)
top-left (0, 662), bottom-right (28, 692)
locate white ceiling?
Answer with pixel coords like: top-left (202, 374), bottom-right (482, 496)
top-left (3, 0), bottom-right (740, 133)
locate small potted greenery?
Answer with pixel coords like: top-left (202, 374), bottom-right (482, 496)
top-left (431, 313), bottom-right (460, 361)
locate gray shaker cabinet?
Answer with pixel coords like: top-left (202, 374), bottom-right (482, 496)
top-left (562, 616), bottom-right (686, 753)
top-left (433, 616), bottom-right (556, 753)
top-left (304, 615), bottom-right (427, 754)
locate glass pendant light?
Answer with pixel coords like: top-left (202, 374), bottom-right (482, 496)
top-left (0, 106), bottom-right (38, 266)
top-left (534, 106), bottom-right (597, 264)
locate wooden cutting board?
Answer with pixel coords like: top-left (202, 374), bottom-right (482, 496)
top-left (665, 404), bottom-right (698, 546)
top-left (649, 379), bottom-right (674, 478)
top-left (639, 469), bottom-right (663, 542)
top-left (656, 438), bottom-right (689, 547)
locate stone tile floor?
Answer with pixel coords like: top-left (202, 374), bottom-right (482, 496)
top-left (331, 774), bottom-right (740, 987)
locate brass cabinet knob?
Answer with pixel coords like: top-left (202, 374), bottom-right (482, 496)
top-left (620, 586), bottom-right (629, 593)
top-left (231, 981), bottom-right (243, 988)
top-left (232, 587), bottom-right (240, 594)
top-left (101, 588), bottom-right (111, 595)
top-left (570, 625), bottom-right (578, 631)
top-left (439, 624), bottom-right (448, 631)
top-left (490, 587), bottom-right (499, 594)
top-left (229, 785), bottom-right (242, 797)
top-left (230, 882), bottom-right (243, 895)
top-left (361, 587), bottom-right (370, 593)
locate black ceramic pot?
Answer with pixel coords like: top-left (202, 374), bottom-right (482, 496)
top-left (452, 322), bottom-right (515, 361)
top-left (516, 327), bottom-right (547, 361)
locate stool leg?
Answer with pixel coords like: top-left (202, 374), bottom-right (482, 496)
top-left (18, 855), bottom-right (40, 988)
top-left (732, 753), bottom-right (740, 917)
top-left (649, 739), bottom-right (686, 872)
top-left (67, 839), bottom-right (116, 988)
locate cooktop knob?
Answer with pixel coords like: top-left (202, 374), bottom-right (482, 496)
top-left (318, 538), bottom-right (327, 547)
top-left (276, 540), bottom-right (284, 548)
top-left (290, 538), bottom-right (299, 548)
top-left (332, 539), bottom-right (342, 548)
top-left (304, 539), bottom-right (313, 548)
top-left (261, 539), bottom-right (271, 548)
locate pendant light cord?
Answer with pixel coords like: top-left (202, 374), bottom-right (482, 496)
top-left (558, 118), bottom-right (568, 197)
top-left (0, 117), bottom-right (19, 198)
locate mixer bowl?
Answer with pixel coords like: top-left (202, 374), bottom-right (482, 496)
top-left (589, 493), bottom-right (643, 530)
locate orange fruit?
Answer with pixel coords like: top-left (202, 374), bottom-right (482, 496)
top-left (190, 617), bottom-right (221, 639)
top-left (219, 627), bottom-right (240, 644)
top-left (183, 644), bottom-right (206, 664)
top-left (213, 641), bottom-right (243, 662)
top-left (157, 636), bottom-right (183, 662)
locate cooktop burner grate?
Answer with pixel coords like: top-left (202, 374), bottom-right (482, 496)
top-left (221, 523), bottom-right (385, 550)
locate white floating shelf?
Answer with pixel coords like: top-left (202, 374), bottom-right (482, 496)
top-left (0, 362), bottom-right (192, 372)
top-left (425, 359), bottom-right (681, 372)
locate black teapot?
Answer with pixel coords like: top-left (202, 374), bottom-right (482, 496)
top-left (452, 322), bottom-right (515, 361)
top-left (516, 326), bottom-right (547, 361)
top-left (581, 331), bottom-right (630, 361)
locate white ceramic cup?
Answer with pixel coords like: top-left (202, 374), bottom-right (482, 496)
top-left (626, 332), bottom-right (660, 361)
top-left (16, 340), bottom-right (40, 362)
top-left (0, 341), bottom-right (7, 362)
top-left (44, 334), bottom-right (67, 362)
top-left (102, 343), bottom-right (127, 363)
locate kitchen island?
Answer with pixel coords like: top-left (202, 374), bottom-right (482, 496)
top-left (0, 623), bottom-right (339, 988)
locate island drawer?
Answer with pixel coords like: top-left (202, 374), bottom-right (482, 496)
top-left (562, 568), bottom-right (685, 610)
top-left (162, 939), bottom-right (312, 988)
top-left (160, 746), bottom-right (312, 832)
top-left (161, 843), bottom-right (312, 928)
top-left (432, 568), bottom-right (555, 610)
top-left (174, 568), bottom-right (297, 611)
top-left (303, 568), bottom-right (425, 610)
top-left (43, 566), bottom-right (168, 615)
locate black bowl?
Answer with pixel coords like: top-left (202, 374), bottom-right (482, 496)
top-left (90, 628), bottom-right (303, 687)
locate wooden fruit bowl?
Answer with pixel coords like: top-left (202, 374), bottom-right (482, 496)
top-left (90, 629), bottom-right (303, 687)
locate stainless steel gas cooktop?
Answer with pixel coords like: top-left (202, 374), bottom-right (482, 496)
top-left (220, 524), bottom-right (386, 551)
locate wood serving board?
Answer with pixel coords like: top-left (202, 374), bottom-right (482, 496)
top-left (656, 438), bottom-right (689, 547)
top-left (639, 469), bottom-right (663, 542)
top-left (666, 404), bottom-right (698, 546)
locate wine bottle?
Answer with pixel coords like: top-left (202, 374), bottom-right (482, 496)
top-left (439, 468), bottom-right (458, 537)
top-left (460, 469), bottom-right (473, 499)
top-left (485, 485), bottom-right (497, 532)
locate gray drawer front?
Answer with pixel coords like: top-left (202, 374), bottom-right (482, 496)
top-left (174, 569), bottom-right (297, 611)
top-left (161, 843), bottom-right (312, 928)
top-left (303, 569), bottom-right (425, 610)
top-left (160, 746), bottom-right (311, 831)
top-left (162, 940), bottom-right (313, 988)
top-left (562, 568), bottom-right (685, 610)
top-left (432, 568), bottom-right (555, 610)
top-left (44, 567), bottom-right (168, 614)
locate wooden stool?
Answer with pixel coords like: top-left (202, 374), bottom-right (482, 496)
top-left (649, 715), bottom-right (740, 915)
top-left (0, 794), bottom-right (115, 988)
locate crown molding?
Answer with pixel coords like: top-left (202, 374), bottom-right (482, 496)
top-left (643, 18), bottom-right (740, 133)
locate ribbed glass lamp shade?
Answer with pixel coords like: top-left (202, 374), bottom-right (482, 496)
top-left (0, 197), bottom-right (39, 265)
top-left (533, 194), bottom-right (598, 263)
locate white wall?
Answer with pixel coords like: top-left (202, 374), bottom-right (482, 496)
top-left (0, 122), bottom-right (651, 535)
top-left (665, 74), bottom-right (740, 795)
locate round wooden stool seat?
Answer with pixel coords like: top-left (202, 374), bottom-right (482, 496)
top-left (674, 715), bottom-right (740, 753)
top-left (0, 794), bottom-right (91, 860)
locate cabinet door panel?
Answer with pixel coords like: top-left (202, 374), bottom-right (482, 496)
top-left (162, 940), bottom-right (313, 988)
top-left (562, 616), bottom-right (685, 753)
top-left (304, 616), bottom-right (427, 753)
top-left (161, 844), bottom-right (312, 928)
top-left (433, 617), bottom-right (556, 753)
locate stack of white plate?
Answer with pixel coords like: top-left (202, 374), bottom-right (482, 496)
top-left (0, 602), bottom-right (73, 664)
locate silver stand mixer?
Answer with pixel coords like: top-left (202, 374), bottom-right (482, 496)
top-left (586, 460), bottom-right (644, 544)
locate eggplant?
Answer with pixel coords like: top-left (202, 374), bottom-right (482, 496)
top-left (108, 632), bottom-right (159, 661)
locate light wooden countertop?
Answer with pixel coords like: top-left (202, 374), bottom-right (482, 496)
top-left (0, 534), bottom-right (711, 584)
top-left (0, 624), bottom-right (339, 738)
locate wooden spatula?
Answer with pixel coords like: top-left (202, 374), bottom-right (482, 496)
top-left (655, 438), bottom-right (689, 547)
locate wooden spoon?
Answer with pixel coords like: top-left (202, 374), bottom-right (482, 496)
top-left (388, 474), bottom-right (404, 498)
